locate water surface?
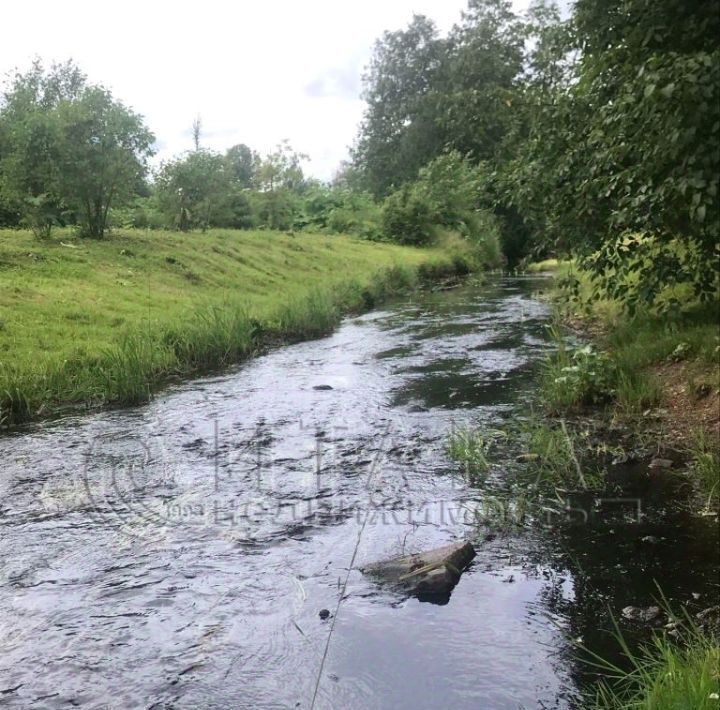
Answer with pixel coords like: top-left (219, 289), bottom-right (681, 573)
top-left (1, 276), bottom-right (716, 709)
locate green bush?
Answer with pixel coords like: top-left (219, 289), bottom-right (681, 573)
top-left (380, 152), bottom-right (505, 264)
top-left (542, 341), bottom-right (618, 411)
top-left (381, 184), bottom-right (437, 245)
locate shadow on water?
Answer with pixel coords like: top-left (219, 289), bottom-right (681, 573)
top-left (0, 275), bottom-right (716, 709)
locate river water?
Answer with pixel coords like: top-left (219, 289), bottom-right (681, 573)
top-left (0, 276), bottom-right (717, 709)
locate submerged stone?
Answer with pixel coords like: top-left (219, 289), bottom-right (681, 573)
top-left (621, 605), bottom-right (662, 623)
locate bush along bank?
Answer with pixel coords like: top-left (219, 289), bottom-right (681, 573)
top-left (539, 263), bottom-right (719, 505)
top-left (0, 230), bottom-right (474, 429)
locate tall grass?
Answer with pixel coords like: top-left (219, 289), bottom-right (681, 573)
top-left (274, 288), bottom-right (341, 340)
top-left (0, 248), bottom-right (469, 428)
top-left (540, 324), bottom-right (662, 415)
top-left (521, 417), bottom-right (601, 490)
top-left (446, 426), bottom-right (496, 480)
top-left (162, 303), bottom-right (260, 368)
top-left (587, 614), bottom-right (719, 709)
top-left (689, 428), bottom-right (720, 509)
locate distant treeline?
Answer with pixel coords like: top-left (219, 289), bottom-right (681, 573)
top-left (1, 0), bottom-right (718, 303)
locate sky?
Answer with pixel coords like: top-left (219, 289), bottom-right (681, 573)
top-left (2, 0), bottom-right (530, 181)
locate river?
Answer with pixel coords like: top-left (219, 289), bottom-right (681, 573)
top-left (1, 275), bottom-right (716, 709)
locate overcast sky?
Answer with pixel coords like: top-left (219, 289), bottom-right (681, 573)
top-left (2, 0), bottom-right (530, 180)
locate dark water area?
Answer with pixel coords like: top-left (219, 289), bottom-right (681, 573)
top-left (0, 276), bottom-right (717, 709)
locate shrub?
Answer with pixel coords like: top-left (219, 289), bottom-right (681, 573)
top-left (381, 184), bottom-right (437, 245)
top-left (542, 341), bottom-right (618, 411)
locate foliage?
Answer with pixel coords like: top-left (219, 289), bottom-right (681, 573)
top-left (505, 0), bottom-right (720, 307)
top-left (225, 143), bottom-right (257, 188)
top-left (381, 183), bottom-right (437, 246)
top-left (382, 151), bottom-right (503, 262)
top-left (156, 150), bottom-right (239, 231)
top-left (542, 337), bottom-right (618, 412)
top-left (0, 60), bottom-right (81, 236)
top-left (294, 183), bottom-right (383, 238)
top-left (353, 0), bottom-right (719, 298)
top-left (0, 60), bottom-right (154, 239)
top-left (353, 14), bottom-right (448, 197)
top-left (436, 0), bottom-right (525, 161)
top-left (54, 87), bottom-right (154, 238)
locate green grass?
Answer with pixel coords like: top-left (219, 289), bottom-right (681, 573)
top-left (688, 428), bottom-right (720, 509)
top-left (524, 258), bottom-right (570, 273)
top-left (0, 227), bottom-right (470, 427)
top-left (445, 426), bottom-right (498, 480)
top-left (589, 618), bottom-right (720, 709)
top-left (540, 264), bottom-right (717, 415)
top-left (445, 416), bottom-right (604, 493)
top-left (520, 417), bottom-right (604, 490)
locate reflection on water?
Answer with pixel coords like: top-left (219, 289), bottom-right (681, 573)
top-left (0, 276), bottom-right (716, 709)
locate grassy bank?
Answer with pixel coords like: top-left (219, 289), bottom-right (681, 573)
top-left (534, 261), bottom-right (719, 503)
top-left (590, 613), bottom-right (720, 709)
top-left (0, 228), bottom-right (471, 427)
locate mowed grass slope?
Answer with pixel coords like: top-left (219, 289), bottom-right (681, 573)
top-left (0, 228), bottom-right (466, 425)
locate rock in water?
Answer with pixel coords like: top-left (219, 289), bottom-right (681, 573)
top-left (621, 605), bottom-right (662, 623)
top-left (648, 458), bottom-right (673, 469)
top-left (362, 540), bottom-right (476, 603)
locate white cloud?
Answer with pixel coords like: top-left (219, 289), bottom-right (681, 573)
top-left (2, 0), bottom-right (529, 180)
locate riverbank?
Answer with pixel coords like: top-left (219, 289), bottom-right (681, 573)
top-left (534, 261), bottom-right (719, 503)
top-left (0, 228), bottom-right (472, 428)
top-left (533, 263), bottom-right (719, 708)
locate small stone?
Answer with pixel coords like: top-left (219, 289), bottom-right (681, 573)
top-left (622, 605), bottom-right (661, 623)
top-left (318, 609), bottom-right (331, 620)
top-left (648, 458), bottom-right (673, 469)
top-left (516, 453), bottom-right (541, 463)
top-left (313, 385), bottom-right (334, 391)
top-left (640, 535), bottom-right (659, 544)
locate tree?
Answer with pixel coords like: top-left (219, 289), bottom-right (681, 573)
top-left (0, 60), bottom-right (154, 239)
top-left (55, 87), bottom-right (154, 238)
top-left (504, 0), bottom-right (720, 305)
top-left (353, 14), bottom-right (448, 196)
top-left (0, 60), bottom-right (85, 237)
top-left (225, 143), bottom-right (257, 187)
top-left (253, 141), bottom-right (308, 230)
top-left (438, 0), bottom-right (525, 161)
top-left (191, 114), bottom-right (202, 151)
top-left (156, 150), bottom-right (230, 231)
